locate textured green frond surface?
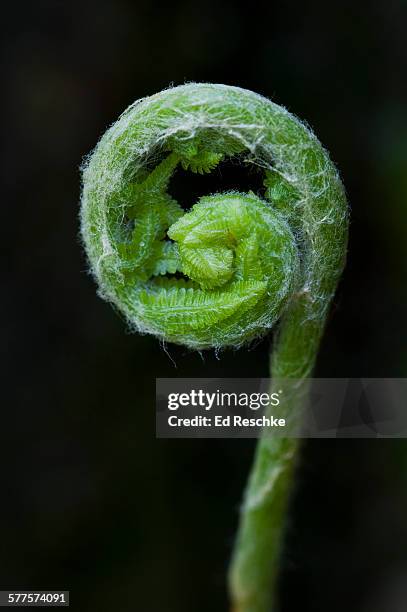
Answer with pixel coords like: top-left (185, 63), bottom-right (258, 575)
top-left (81, 82), bottom-right (347, 351)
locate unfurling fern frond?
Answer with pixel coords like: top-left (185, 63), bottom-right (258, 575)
top-left (80, 83), bottom-right (348, 612)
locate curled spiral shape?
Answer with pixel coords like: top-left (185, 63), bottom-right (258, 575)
top-left (81, 83), bottom-right (347, 353)
top-left (81, 84), bottom-right (348, 612)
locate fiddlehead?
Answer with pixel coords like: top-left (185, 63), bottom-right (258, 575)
top-left (80, 83), bottom-right (348, 611)
top-left (80, 86), bottom-right (302, 349)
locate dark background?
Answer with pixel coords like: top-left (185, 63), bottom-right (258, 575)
top-left (4, 1), bottom-right (407, 610)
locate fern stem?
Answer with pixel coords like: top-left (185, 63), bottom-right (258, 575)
top-left (229, 300), bottom-right (324, 612)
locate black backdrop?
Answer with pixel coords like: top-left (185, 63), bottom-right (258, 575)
top-left (4, 1), bottom-right (407, 610)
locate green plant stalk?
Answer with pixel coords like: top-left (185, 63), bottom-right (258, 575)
top-left (229, 300), bottom-right (327, 612)
top-left (80, 83), bottom-right (348, 612)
